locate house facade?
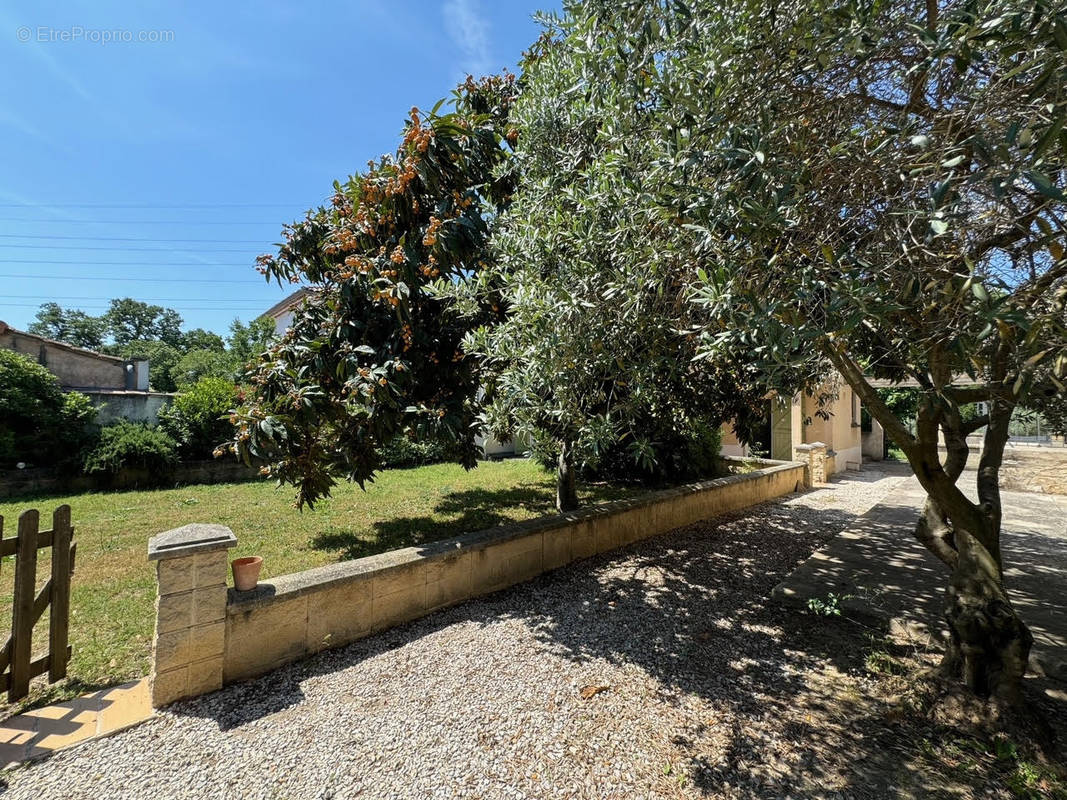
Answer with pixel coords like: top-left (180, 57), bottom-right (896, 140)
top-left (720, 378), bottom-right (865, 478)
top-left (262, 288), bottom-right (311, 338)
top-left (0, 321), bottom-right (170, 424)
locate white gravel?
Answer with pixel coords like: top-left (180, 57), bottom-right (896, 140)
top-left (3, 467), bottom-right (910, 800)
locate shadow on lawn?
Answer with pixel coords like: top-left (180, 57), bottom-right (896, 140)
top-left (309, 481), bottom-right (637, 561)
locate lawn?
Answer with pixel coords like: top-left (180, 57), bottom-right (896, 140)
top-left (0, 458), bottom-right (637, 714)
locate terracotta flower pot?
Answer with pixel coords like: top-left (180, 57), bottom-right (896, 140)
top-left (231, 556), bottom-right (263, 591)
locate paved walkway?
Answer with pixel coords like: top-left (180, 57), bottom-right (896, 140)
top-left (0, 679), bottom-right (151, 768)
top-left (774, 473), bottom-right (1067, 682)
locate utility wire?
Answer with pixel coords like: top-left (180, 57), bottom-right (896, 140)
top-left (0, 234), bottom-right (270, 243)
top-left (0, 244), bottom-right (261, 252)
top-left (0, 259), bottom-right (255, 266)
top-left (3, 294), bottom-right (272, 302)
top-left (0, 302), bottom-right (275, 311)
top-left (0, 273), bottom-right (262, 283)
top-left (0, 202), bottom-right (302, 208)
top-left (0, 218), bottom-right (278, 224)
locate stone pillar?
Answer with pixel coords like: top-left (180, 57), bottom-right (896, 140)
top-left (793, 443), bottom-right (814, 488)
top-left (808, 442), bottom-right (827, 484)
top-left (793, 442), bottom-right (828, 487)
top-left (147, 523), bottom-right (236, 708)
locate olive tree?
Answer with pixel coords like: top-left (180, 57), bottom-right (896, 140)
top-left (582, 0), bottom-right (1067, 701)
top-left (465, 21), bottom-right (769, 511)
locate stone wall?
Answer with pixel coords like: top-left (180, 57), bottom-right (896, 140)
top-left (953, 443), bottom-right (1067, 495)
top-left (86, 390), bottom-right (173, 425)
top-left (0, 459), bottom-right (259, 498)
top-left (146, 459), bottom-right (808, 706)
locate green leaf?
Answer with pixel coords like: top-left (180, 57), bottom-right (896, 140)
top-left (1025, 170), bottom-right (1066, 201)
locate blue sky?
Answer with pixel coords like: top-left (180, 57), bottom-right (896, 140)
top-left (0, 0), bottom-right (555, 337)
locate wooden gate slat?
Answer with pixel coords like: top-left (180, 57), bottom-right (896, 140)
top-left (49, 506), bottom-right (72, 682)
top-left (30, 578), bottom-right (52, 627)
top-left (0, 647), bottom-right (71, 694)
top-left (9, 510), bottom-right (39, 702)
top-left (0, 526), bottom-right (55, 559)
top-left (2, 506), bottom-right (75, 701)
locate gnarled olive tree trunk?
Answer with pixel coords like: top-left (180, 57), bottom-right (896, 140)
top-left (909, 394), bottom-right (1032, 703)
top-left (828, 346), bottom-right (1033, 704)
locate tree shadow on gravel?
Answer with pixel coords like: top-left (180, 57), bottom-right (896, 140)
top-left (513, 497), bottom-right (1066, 798)
top-left (169, 470), bottom-right (1065, 797)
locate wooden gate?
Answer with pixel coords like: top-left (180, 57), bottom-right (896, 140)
top-left (0, 506), bottom-right (75, 702)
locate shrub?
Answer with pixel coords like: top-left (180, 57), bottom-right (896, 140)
top-left (379, 433), bottom-right (454, 468)
top-left (171, 349), bottom-right (237, 390)
top-left (158, 377), bottom-right (239, 459)
top-left (578, 416), bottom-right (724, 484)
top-left (84, 421), bottom-right (177, 481)
top-left (0, 349), bottom-right (98, 469)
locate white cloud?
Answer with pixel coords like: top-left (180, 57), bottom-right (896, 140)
top-left (443, 0), bottom-right (491, 77)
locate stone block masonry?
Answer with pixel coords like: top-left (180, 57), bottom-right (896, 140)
top-left (148, 523), bottom-right (237, 707)
top-left (148, 459), bottom-right (807, 706)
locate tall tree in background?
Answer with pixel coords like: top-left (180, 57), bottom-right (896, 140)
top-left (28, 303), bottom-right (107, 350)
top-left (227, 316), bottom-right (277, 367)
top-left (544, 0), bottom-right (1067, 702)
top-left (104, 298), bottom-right (184, 347)
top-left (224, 76), bottom-right (518, 507)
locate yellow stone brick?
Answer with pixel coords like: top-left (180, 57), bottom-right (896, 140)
top-left (157, 557), bottom-right (195, 595)
top-left (154, 620), bottom-right (224, 673)
top-left (542, 527), bottom-right (572, 572)
top-left (224, 595), bottom-right (308, 683)
top-left (570, 519), bottom-right (597, 562)
top-left (156, 591), bottom-right (193, 634)
top-left (372, 580), bottom-right (426, 630)
top-left (193, 585), bottom-right (227, 625)
top-left (471, 535), bottom-right (542, 593)
top-left (372, 562), bottom-right (425, 599)
top-left (305, 581), bottom-right (372, 653)
top-left (194, 551), bottom-right (228, 586)
top-left (186, 657), bottom-right (223, 697)
top-left (151, 666), bottom-right (188, 708)
top-left (425, 551), bottom-right (471, 610)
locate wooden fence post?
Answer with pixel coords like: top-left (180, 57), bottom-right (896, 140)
top-left (49, 505), bottom-right (72, 682)
top-left (10, 510), bottom-right (39, 701)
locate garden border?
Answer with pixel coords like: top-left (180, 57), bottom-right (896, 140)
top-left (147, 457), bottom-right (809, 706)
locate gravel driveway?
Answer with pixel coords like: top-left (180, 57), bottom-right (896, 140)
top-left (4, 468), bottom-right (913, 800)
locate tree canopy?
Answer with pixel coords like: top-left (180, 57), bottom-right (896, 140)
top-left (532, 0), bottom-right (1065, 700)
top-left (466, 19), bottom-right (770, 509)
top-left (224, 76), bottom-right (519, 507)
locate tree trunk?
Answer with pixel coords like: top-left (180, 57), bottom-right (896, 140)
top-left (821, 339), bottom-right (1034, 703)
top-left (556, 440), bottom-right (579, 512)
top-left (941, 522), bottom-right (1033, 704)
top-left (915, 395), bottom-right (1032, 703)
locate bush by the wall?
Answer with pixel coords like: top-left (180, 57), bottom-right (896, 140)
top-left (379, 433), bottom-right (454, 468)
top-left (158, 377), bottom-right (239, 459)
top-left (576, 416), bottom-right (724, 485)
top-left (0, 349), bottom-right (98, 469)
top-left (83, 421), bottom-right (177, 481)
